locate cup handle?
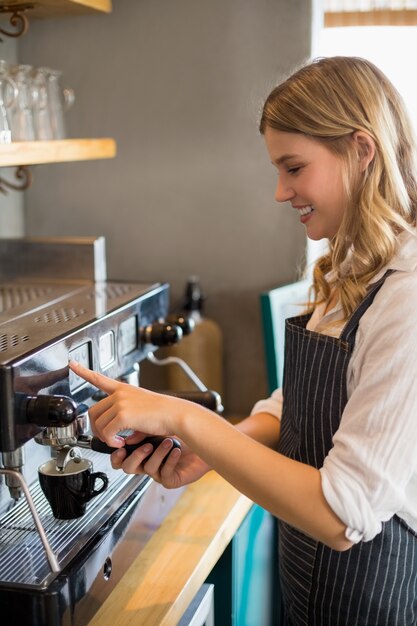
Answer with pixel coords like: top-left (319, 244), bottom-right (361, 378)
top-left (90, 471), bottom-right (109, 497)
top-left (63, 87), bottom-right (75, 111)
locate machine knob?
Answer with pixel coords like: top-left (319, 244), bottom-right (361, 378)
top-left (24, 394), bottom-right (78, 427)
top-left (166, 314), bottom-right (195, 336)
top-left (141, 322), bottom-right (183, 347)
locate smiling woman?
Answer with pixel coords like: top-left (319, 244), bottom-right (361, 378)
top-left (259, 56), bottom-right (417, 319)
top-left (255, 55), bottom-right (417, 625)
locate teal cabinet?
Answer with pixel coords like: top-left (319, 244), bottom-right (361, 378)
top-left (206, 505), bottom-right (280, 625)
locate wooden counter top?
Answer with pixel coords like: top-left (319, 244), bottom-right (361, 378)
top-left (88, 472), bottom-right (252, 626)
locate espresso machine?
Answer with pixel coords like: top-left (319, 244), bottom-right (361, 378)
top-left (0, 237), bottom-right (222, 625)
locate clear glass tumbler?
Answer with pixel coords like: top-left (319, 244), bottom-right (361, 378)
top-left (10, 64), bottom-right (35, 141)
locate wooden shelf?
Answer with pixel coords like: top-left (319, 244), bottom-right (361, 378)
top-left (0, 138), bottom-right (116, 167)
top-left (0, 1), bottom-right (112, 19)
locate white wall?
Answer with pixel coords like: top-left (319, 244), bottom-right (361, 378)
top-left (17, 0), bottom-right (316, 414)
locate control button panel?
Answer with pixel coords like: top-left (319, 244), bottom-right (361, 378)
top-left (69, 342), bottom-right (91, 392)
top-left (119, 315), bottom-right (137, 356)
top-left (99, 331), bottom-right (115, 370)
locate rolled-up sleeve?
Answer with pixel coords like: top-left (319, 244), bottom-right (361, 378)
top-left (320, 272), bottom-right (417, 543)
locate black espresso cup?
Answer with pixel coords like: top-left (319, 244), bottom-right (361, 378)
top-left (38, 458), bottom-right (109, 520)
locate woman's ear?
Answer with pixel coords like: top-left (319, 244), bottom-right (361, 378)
top-left (353, 131), bottom-right (376, 172)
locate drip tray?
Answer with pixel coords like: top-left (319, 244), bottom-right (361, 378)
top-left (0, 450), bottom-right (149, 589)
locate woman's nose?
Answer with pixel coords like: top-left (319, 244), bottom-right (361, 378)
top-left (275, 176), bottom-right (295, 203)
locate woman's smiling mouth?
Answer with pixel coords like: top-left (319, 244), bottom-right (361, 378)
top-left (294, 205), bottom-right (315, 223)
top-left (295, 204), bottom-right (314, 216)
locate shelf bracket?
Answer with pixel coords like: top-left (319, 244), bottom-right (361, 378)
top-left (0, 165), bottom-right (32, 194)
top-left (0, 3), bottom-right (34, 39)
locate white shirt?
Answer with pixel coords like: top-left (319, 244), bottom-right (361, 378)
top-left (251, 229), bottom-right (417, 543)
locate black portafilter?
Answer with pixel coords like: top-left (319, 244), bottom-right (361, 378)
top-left (78, 434), bottom-right (182, 457)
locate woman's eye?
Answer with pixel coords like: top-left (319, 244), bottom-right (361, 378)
top-left (288, 166), bottom-right (301, 175)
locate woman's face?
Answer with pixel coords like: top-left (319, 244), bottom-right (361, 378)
top-left (264, 127), bottom-right (348, 241)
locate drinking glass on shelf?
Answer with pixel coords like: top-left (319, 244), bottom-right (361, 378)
top-left (9, 64), bottom-right (35, 141)
top-left (32, 66), bottom-right (54, 140)
top-left (0, 60), bottom-right (17, 144)
top-left (46, 68), bottom-right (75, 140)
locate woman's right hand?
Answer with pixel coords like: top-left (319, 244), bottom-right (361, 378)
top-left (110, 433), bottom-right (211, 489)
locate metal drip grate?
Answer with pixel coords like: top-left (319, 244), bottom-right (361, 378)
top-left (0, 451), bottom-right (150, 588)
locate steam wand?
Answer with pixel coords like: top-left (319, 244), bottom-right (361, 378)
top-left (147, 351), bottom-right (206, 391)
top-left (146, 352), bottom-right (224, 413)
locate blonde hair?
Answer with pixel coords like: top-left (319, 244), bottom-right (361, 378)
top-left (260, 56), bottom-right (417, 319)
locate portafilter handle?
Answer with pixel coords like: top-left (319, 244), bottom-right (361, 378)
top-left (77, 434), bottom-right (181, 458)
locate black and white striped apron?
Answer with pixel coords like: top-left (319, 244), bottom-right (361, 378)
top-left (278, 271), bottom-right (417, 625)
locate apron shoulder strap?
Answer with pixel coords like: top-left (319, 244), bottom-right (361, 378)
top-left (340, 269), bottom-right (396, 344)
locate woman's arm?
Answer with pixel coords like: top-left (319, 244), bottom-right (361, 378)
top-left (178, 406), bottom-right (351, 551)
top-left (69, 361), bottom-right (350, 551)
top-left (234, 411), bottom-right (281, 447)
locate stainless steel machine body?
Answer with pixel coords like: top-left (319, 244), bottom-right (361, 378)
top-left (0, 237), bottom-right (185, 625)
